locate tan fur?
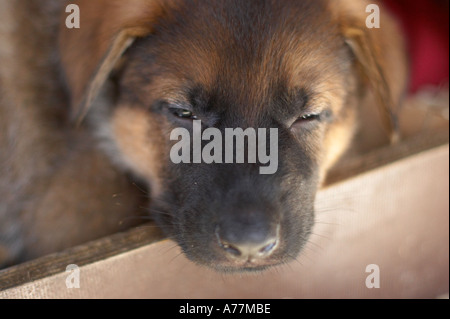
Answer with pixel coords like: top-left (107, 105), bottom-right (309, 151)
top-left (111, 107), bottom-right (166, 197)
top-left (1, 0), bottom-right (408, 267)
top-left (330, 0), bottom-right (408, 148)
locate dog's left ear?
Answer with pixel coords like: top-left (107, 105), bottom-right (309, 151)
top-left (59, 0), bottom-right (176, 123)
top-left (331, 0), bottom-right (409, 143)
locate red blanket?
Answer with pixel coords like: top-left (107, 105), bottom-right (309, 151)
top-left (384, 0), bottom-right (449, 92)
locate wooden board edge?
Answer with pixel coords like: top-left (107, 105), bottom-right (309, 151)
top-left (0, 130), bottom-right (448, 292)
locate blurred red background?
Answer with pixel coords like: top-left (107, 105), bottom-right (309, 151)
top-left (383, 0), bottom-right (449, 93)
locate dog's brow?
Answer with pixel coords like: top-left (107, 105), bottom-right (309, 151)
top-left (188, 86), bottom-right (207, 109)
top-left (187, 85), bottom-right (220, 114)
top-left (277, 88), bottom-right (309, 113)
top-left (290, 88), bottom-right (309, 109)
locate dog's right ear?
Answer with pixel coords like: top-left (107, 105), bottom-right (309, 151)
top-left (59, 0), bottom-right (176, 123)
top-left (330, 0), bottom-right (409, 143)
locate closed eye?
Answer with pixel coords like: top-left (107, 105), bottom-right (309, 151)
top-left (290, 109), bottom-right (333, 130)
top-left (291, 113), bottom-right (322, 128)
top-left (169, 107), bottom-right (198, 120)
top-left (297, 113), bottom-right (321, 122)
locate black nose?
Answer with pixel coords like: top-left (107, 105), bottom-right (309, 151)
top-left (215, 218), bottom-right (280, 261)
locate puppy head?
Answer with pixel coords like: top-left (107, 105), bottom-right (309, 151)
top-left (60, 0), bottom-right (407, 272)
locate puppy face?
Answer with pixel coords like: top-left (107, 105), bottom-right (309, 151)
top-left (60, 0), bottom-right (406, 272)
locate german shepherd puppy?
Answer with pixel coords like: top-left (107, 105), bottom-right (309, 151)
top-left (0, 0), bottom-right (407, 271)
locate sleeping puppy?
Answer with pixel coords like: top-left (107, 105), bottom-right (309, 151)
top-left (0, 0), bottom-right (407, 272)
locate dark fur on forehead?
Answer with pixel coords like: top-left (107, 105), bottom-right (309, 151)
top-left (124, 0), bottom-right (347, 125)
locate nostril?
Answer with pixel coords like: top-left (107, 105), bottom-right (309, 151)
top-left (258, 240), bottom-right (277, 255)
top-left (216, 226), bottom-right (241, 256)
top-left (220, 242), bottom-right (242, 257)
top-left (215, 224), bottom-right (280, 260)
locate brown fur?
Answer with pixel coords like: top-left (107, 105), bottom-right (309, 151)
top-left (0, 0), bottom-right (145, 267)
top-left (0, 0), bottom-right (408, 269)
top-left (59, 0), bottom-right (406, 185)
top-left (111, 107), bottom-right (166, 196)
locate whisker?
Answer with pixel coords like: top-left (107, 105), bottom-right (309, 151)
top-left (157, 241), bottom-right (181, 256)
top-left (285, 253), bottom-right (304, 268)
top-left (148, 209), bottom-right (175, 218)
top-left (119, 215), bottom-right (154, 222)
top-left (168, 250), bottom-right (186, 265)
top-left (313, 221), bottom-right (340, 226)
top-left (132, 182), bottom-right (149, 195)
top-left (309, 232), bottom-right (331, 240)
